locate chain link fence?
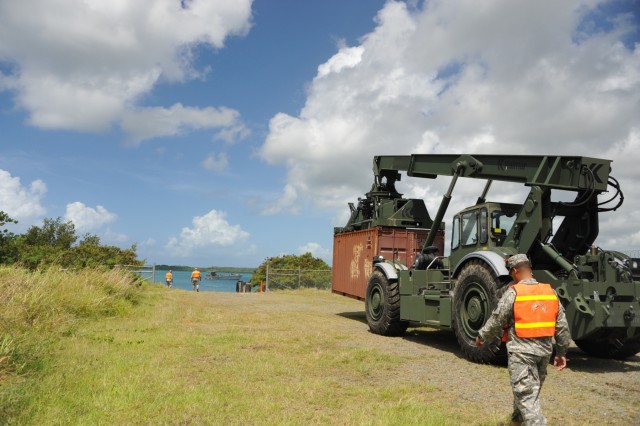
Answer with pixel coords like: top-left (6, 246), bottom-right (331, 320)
top-left (116, 264), bottom-right (156, 283)
top-left (266, 266), bottom-right (332, 290)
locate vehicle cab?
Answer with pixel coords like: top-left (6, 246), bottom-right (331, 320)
top-left (448, 202), bottom-right (520, 267)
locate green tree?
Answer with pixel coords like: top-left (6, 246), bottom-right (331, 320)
top-left (79, 233), bottom-right (101, 246)
top-left (60, 243), bottom-right (140, 269)
top-left (10, 217), bottom-right (141, 270)
top-left (23, 217), bottom-right (77, 249)
top-left (252, 252), bottom-right (331, 289)
top-left (0, 211), bottom-right (19, 264)
top-left (0, 211), bottom-right (17, 228)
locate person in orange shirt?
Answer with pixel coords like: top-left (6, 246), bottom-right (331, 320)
top-left (191, 268), bottom-right (201, 292)
top-left (476, 254), bottom-right (570, 426)
top-left (165, 270), bottom-right (173, 288)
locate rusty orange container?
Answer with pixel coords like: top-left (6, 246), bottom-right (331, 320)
top-left (332, 227), bottom-right (445, 300)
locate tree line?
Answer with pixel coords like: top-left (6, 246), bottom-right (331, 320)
top-left (251, 252), bottom-right (332, 289)
top-left (155, 265), bottom-right (256, 273)
top-left (0, 211), bottom-right (140, 270)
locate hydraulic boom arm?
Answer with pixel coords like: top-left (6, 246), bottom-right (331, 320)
top-left (374, 154), bottom-right (610, 192)
top-left (373, 154), bottom-right (613, 259)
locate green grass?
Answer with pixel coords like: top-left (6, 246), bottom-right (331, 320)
top-left (0, 267), bottom-right (144, 422)
top-left (3, 269), bottom-right (637, 425)
top-left (1, 277), bottom-right (482, 425)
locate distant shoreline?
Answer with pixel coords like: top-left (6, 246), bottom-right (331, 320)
top-left (155, 265), bottom-right (256, 273)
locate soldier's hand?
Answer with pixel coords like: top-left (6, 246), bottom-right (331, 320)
top-left (475, 336), bottom-right (484, 347)
top-left (553, 355), bottom-right (567, 371)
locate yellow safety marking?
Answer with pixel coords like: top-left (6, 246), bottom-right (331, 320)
top-left (515, 295), bottom-right (558, 302)
top-left (515, 322), bottom-right (556, 329)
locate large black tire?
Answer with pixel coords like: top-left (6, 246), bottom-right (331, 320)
top-left (365, 270), bottom-right (409, 336)
top-left (575, 338), bottom-right (640, 360)
top-left (452, 260), bottom-right (507, 364)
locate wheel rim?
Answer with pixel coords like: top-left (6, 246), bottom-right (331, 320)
top-left (368, 282), bottom-right (384, 321)
top-left (460, 282), bottom-right (490, 338)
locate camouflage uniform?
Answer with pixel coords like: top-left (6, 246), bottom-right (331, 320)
top-left (479, 256), bottom-right (571, 426)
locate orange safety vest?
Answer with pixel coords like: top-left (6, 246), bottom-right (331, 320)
top-left (511, 283), bottom-right (559, 338)
top-left (166, 272), bottom-right (172, 280)
top-left (192, 270), bottom-right (201, 279)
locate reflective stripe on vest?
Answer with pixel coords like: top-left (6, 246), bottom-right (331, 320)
top-left (512, 283), bottom-right (559, 338)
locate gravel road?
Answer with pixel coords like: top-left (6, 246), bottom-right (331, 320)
top-left (321, 292), bottom-right (640, 425)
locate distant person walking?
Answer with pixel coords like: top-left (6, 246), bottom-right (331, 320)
top-left (475, 254), bottom-right (570, 426)
top-left (191, 268), bottom-right (201, 292)
top-left (165, 270), bottom-right (173, 288)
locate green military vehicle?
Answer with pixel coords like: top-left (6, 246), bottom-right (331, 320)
top-left (336, 154), bottom-right (639, 363)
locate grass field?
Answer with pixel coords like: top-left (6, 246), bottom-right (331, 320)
top-left (2, 271), bottom-right (639, 425)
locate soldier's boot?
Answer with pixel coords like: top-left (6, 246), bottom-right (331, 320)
top-left (509, 408), bottom-right (524, 426)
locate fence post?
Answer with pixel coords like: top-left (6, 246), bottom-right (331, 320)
top-left (266, 262), bottom-right (270, 292)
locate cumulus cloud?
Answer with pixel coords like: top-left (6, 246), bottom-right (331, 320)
top-left (0, 0), bottom-right (253, 141)
top-left (201, 152), bottom-right (229, 172)
top-left (103, 228), bottom-right (129, 244)
top-left (166, 209), bottom-right (249, 257)
top-left (0, 169), bottom-right (46, 221)
top-left (261, 183), bottom-right (300, 215)
top-left (260, 0), bottom-right (640, 248)
top-left (64, 201), bottom-right (117, 232)
top-left (298, 242), bottom-right (332, 261)
top-left (122, 104), bottom-right (247, 144)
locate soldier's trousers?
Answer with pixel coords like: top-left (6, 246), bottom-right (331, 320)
top-left (508, 351), bottom-right (549, 426)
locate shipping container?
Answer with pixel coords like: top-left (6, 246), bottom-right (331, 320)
top-left (332, 226), bottom-right (445, 300)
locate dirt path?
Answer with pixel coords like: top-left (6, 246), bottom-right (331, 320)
top-left (264, 290), bottom-right (640, 425)
top-left (20, 287), bottom-right (638, 425)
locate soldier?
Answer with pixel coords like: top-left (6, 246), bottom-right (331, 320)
top-left (165, 269), bottom-right (173, 288)
top-left (191, 267), bottom-right (201, 292)
top-left (475, 254), bottom-right (570, 426)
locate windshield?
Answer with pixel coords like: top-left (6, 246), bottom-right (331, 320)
top-left (461, 211), bottom-right (478, 246)
top-left (491, 210), bottom-right (517, 236)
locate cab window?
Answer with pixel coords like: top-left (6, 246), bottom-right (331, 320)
top-left (451, 215), bottom-right (460, 250)
top-left (491, 210), bottom-right (517, 245)
top-left (461, 211), bottom-right (478, 246)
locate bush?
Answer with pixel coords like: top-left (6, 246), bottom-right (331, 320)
top-left (0, 267), bottom-right (143, 379)
top-left (0, 212), bottom-right (142, 270)
top-left (252, 252), bottom-right (332, 289)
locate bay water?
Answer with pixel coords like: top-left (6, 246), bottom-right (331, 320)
top-left (155, 269), bottom-right (254, 292)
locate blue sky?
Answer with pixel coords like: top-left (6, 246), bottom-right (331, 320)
top-left (1, 0), bottom-right (639, 267)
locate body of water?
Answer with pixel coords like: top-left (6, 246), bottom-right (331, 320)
top-left (155, 269), bottom-right (253, 292)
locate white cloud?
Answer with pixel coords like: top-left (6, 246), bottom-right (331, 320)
top-left (261, 183), bottom-right (300, 215)
top-left (317, 46), bottom-right (364, 78)
top-left (166, 209), bottom-right (249, 257)
top-left (0, 169), bottom-right (46, 221)
top-left (213, 123), bottom-right (251, 144)
top-left (0, 0), bottom-right (253, 140)
top-left (298, 242), bottom-right (331, 261)
top-left (260, 0), bottom-right (640, 248)
top-left (141, 238), bottom-right (157, 247)
top-left (201, 152), bottom-right (229, 173)
top-left (122, 104), bottom-right (247, 144)
top-left (103, 228), bottom-right (129, 244)
top-left (64, 201), bottom-right (116, 232)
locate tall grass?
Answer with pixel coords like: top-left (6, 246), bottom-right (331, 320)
top-left (0, 267), bottom-right (143, 419)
